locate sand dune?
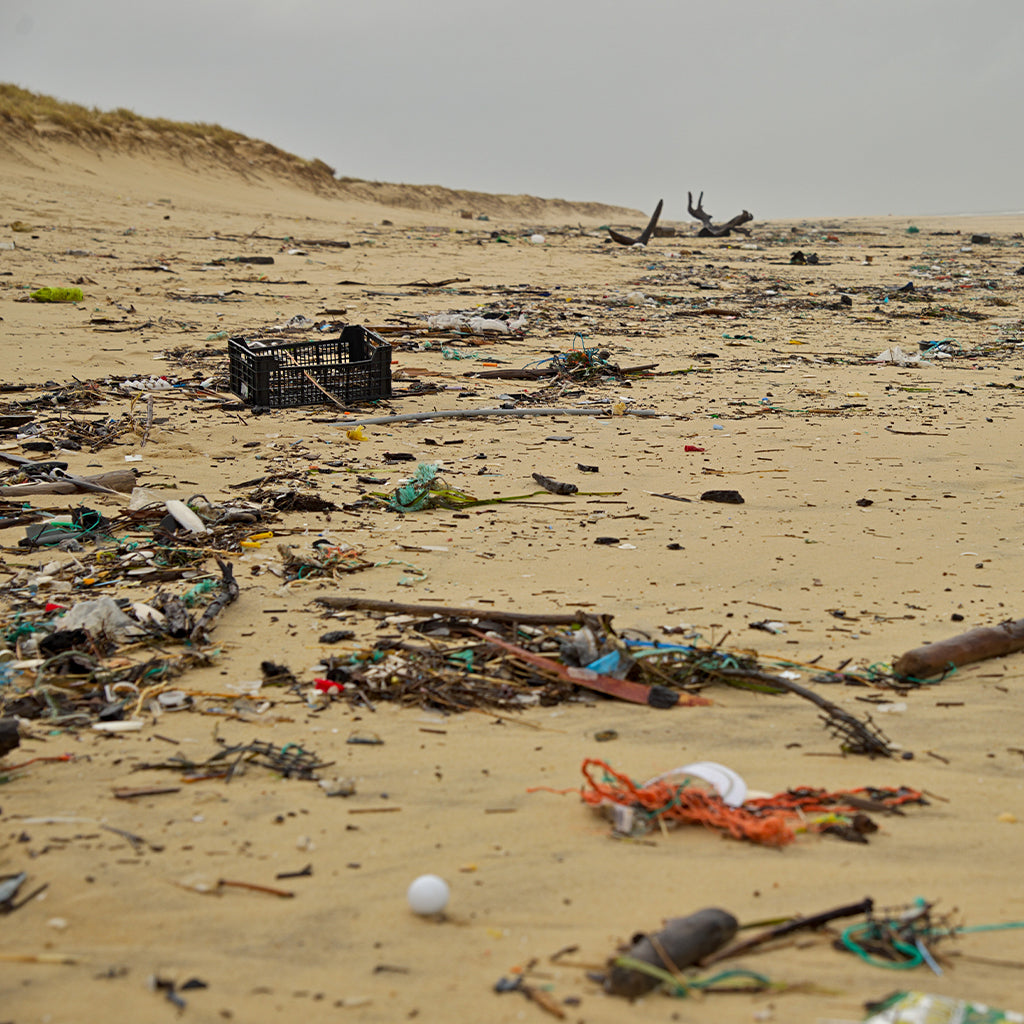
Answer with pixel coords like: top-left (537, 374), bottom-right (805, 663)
top-left (0, 85), bottom-right (641, 222)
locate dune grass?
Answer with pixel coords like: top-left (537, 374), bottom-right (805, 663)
top-left (0, 83), bottom-right (340, 182)
top-left (0, 84), bottom-right (637, 218)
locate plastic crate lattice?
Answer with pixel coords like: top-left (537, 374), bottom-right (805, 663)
top-left (228, 324), bottom-right (391, 407)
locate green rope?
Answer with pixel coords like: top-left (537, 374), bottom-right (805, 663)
top-left (841, 922), bottom-right (922, 969)
top-left (182, 579), bottom-right (216, 606)
top-left (611, 957), bottom-right (772, 997)
top-left (930, 920), bottom-right (1024, 937)
top-left (611, 956), bottom-right (685, 993)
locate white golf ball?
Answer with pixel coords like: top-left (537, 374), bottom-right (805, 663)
top-left (407, 874), bottom-right (450, 915)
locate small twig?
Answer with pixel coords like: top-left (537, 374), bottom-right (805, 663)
top-left (275, 349), bottom-right (347, 409)
top-left (140, 395), bottom-right (154, 447)
top-left (112, 785), bottom-right (181, 799)
top-left (519, 983), bottom-right (566, 1019)
top-left (275, 864), bottom-right (313, 880)
top-left (217, 878), bottom-right (294, 898)
top-left (0, 952), bottom-right (78, 964)
top-left (948, 951), bottom-right (1024, 970)
top-left (101, 824), bottom-right (164, 853)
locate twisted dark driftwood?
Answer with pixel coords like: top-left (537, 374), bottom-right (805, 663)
top-left (608, 199), bottom-right (664, 246)
top-left (687, 191), bottom-right (753, 237)
top-left (713, 667), bottom-right (892, 757)
top-left (189, 559), bottom-right (239, 644)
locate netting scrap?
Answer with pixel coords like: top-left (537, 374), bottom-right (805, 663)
top-left (578, 758), bottom-right (926, 847)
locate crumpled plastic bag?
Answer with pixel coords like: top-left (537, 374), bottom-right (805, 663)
top-left (59, 597), bottom-right (145, 642)
top-left (872, 345), bottom-right (925, 367)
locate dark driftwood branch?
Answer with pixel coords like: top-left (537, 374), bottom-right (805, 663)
top-left (713, 668), bottom-right (892, 757)
top-left (687, 191), bottom-right (753, 237)
top-left (894, 617), bottom-right (1024, 679)
top-left (701, 897), bottom-right (874, 966)
top-left (189, 559), bottom-right (239, 644)
top-left (608, 199), bottom-right (664, 246)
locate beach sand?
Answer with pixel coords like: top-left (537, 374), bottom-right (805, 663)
top-left (3, 126), bottom-right (1024, 1023)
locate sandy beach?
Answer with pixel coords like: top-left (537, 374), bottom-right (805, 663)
top-left (3, 120), bottom-right (1024, 1024)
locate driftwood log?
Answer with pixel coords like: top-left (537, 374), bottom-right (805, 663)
top-left (0, 468), bottom-right (136, 497)
top-left (687, 191), bottom-right (753, 237)
top-left (315, 596), bottom-right (604, 627)
top-left (608, 199), bottom-right (664, 246)
top-left (894, 617), bottom-right (1024, 679)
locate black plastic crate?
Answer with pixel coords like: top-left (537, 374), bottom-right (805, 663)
top-left (228, 324), bottom-right (391, 407)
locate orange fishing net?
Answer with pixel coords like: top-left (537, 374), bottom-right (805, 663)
top-left (580, 758), bottom-right (924, 847)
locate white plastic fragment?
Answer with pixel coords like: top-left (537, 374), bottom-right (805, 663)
top-left (876, 702), bottom-right (908, 714)
top-left (119, 377), bottom-right (173, 392)
top-left (165, 499), bottom-right (207, 534)
top-left (224, 680), bottom-right (263, 696)
top-left (643, 761), bottom-right (748, 808)
top-left (467, 316), bottom-right (509, 335)
top-left (131, 602), bottom-right (166, 628)
top-left (872, 345), bottom-right (925, 367)
top-left (156, 690), bottom-right (190, 710)
top-left (426, 313), bottom-right (465, 330)
top-left (92, 719), bottom-right (145, 733)
top-left (128, 487), bottom-right (163, 510)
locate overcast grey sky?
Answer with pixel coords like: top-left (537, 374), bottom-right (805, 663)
top-left (2, 0), bottom-right (1022, 219)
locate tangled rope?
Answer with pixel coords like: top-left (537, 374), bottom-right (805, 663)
top-left (580, 759), bottom-right (925, 847)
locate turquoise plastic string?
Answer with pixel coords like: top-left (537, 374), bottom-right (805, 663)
top-left (841, 917), bottom-right (1024, 972)
top-left (841, 922), bottom-right (921, 970)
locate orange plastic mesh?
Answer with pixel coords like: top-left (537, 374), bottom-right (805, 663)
top-left (580, 758), bottom-right (924, 847)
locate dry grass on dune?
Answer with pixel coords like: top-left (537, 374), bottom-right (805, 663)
top-left (0, 84), bottom-right (640, 219)
top-left (0, 83), bottom-right (339, 191)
